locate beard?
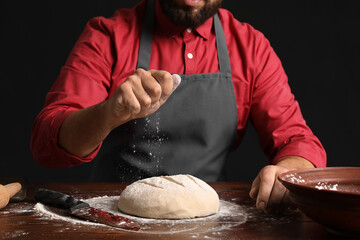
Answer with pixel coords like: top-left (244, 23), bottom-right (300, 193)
top-left (158, 0), bottom-right (223, 29)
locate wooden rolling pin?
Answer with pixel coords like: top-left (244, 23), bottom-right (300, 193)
top-left (0, 182), bottom-right (22, 209)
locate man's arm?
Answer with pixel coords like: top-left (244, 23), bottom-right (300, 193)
top-left (59, 69), bottom-right (181, 157)
top-left (246, 30), bottom-right (326, 213)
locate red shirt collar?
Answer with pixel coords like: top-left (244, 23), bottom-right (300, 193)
top-left (155, 0), bottom-right (213, 39)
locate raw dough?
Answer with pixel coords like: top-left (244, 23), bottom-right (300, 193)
top-left (118, 174), bottom-right (219, 219)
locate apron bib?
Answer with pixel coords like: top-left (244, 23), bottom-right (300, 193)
top-left (90, 0), bottom-right (238, 182)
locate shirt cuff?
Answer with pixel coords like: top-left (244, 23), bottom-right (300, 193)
top-left (271, 139), bottom-right (327, 168)
top-left (49, 107), bottom-right (102, 167)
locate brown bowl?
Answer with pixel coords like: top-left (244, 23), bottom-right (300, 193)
top-left (278, 167), bottom-right (360, 236)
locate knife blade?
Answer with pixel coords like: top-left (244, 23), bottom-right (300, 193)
top-left (34, 188), bottom-right (140, 231)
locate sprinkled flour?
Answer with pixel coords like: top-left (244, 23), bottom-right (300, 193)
top-left (315, 181), bottom-right (338, 191)
top-left (34, 196), bottom-right (247, 235)
top-left (284, 173), bottom-right (306, 184)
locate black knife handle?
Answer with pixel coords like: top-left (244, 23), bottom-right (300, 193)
top-left (35, 188), bottom-right (89, 210)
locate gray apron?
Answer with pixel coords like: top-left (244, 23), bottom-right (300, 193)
top-left (90, 0), bottom-right (238, 182)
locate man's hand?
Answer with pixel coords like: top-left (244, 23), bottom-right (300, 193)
top-left (58, 69), bottom-right (180, 158)
top-left (106, 68), bottom-right (181, 129)
top-left (249, 156), bottom-right (314, 214)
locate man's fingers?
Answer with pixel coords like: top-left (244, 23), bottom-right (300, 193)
top-left (117, 82), bottom-right (141, 114)
top-left (265, 177), bottom-right (287, 213)
top-left (171, 74), bottom-right (181, 91)
top-left (256, 168), bottom-right (276, 211)
top-left (134, 69), bottom-right (162, 103)
top-left (125, 74), bottom-right (152, 108)
top-left (113, 69), bottom-right (181, 120)
top-left (159, 74), bottom-right (182, 105)
top-left (251, 165), bottom-right (295, 213)
top-left (267, 177), bottom-right (287, 206)
top-left (249, 174), bottom-right (260, 199)
top-left (149, 69), bottom-right (174, 97)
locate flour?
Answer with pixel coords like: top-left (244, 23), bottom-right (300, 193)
top-left (130, 112), bottom-right (165, 175)
top-left (146, 112), bottom-right (166, 173)
top-left (0, 202), bottom-right (34, 239)
top-left (315, 181), bottom-right (338, 191)
top-left (34, 195), bottom-right (247, 235)
top-left (284, 174), bottom-right (341, 191)
top-left (0, 202), bottom-right (34, 215)
top-left (34, 202), bottom-right (100, 226)
top-left (124, 75), bottom-right (181, 176)
top-left (284, 173), bottom-right (306, 184)
top-left (34, 195), bottom-right (117, 227)
top-left (2, 230), bottom-right (29, 239)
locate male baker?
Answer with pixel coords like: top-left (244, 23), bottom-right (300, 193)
top-left (31, 0), bottom-right (326, 213)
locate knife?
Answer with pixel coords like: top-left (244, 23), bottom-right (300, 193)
top-left (34, 188), bottom-right (140, 231)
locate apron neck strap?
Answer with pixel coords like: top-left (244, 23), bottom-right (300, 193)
top-left (137, 0), bottom-right (232, 75)
top-left (136, 0), bottom-right (156, 70)
top-left (213, 13), bottom-right (232, 75)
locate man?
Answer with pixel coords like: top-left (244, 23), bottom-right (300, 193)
top-left (31, 0), bottom-right (326, 213)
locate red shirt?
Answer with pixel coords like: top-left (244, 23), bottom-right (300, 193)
top-left (31, 0), bottom-right (326, 168)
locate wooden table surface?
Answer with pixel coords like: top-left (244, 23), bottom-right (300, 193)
top-left (0, 182), bottom-right (350, 240)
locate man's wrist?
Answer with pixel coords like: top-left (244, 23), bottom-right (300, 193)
top-left (275, 156), bottom-right (315, 170)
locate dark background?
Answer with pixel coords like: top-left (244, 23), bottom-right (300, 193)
top-left (1, 0), bottom-right (359, 182)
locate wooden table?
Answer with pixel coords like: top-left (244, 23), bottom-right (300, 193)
top-left (0, 182), bottom-right (347, 239)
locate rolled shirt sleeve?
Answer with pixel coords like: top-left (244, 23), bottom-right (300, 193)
top-left (250, 31), bottom-right (326, 167)
top-left (30, 17), bottom-right (115, 168)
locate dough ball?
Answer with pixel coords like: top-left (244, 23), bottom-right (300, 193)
top-left (118, 174), bottom-right (219, 219)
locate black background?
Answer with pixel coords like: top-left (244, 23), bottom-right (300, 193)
top-left (1, 0), bottom-right (359, 182)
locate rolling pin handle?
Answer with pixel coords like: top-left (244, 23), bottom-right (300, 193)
top-left (0, 182), bottom-right (22, 209)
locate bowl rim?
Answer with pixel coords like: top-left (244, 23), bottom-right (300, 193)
top-left (278, 166), bottom-right (360, 197)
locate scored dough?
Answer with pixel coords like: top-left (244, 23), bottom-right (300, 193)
top-left (118, 174), bottom-right (220, 219)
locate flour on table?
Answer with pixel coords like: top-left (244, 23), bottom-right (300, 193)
top-left (34, 195), bottom-right (247, 235)
top-left (2, 230), bottom-right (29, 239)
